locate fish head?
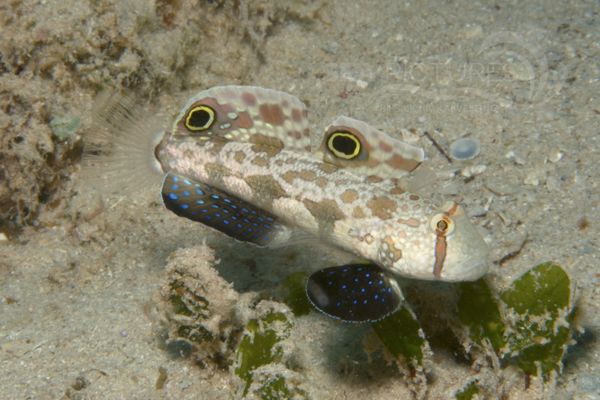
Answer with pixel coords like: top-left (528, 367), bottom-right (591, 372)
top-left (384, 201), bottom-right (489, 282)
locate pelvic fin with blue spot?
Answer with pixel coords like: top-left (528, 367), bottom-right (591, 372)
top-left (161, 172), bottom-right (283, 246)
top-left (306, 264), bottom-right (403, 322)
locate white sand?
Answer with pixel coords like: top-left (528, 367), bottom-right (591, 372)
top-left (1, 0), bottom-right (598, 398)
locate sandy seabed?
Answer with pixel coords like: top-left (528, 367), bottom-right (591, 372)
top-left (1, 1), bottom-right (599, 399)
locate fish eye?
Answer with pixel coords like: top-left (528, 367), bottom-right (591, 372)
top-left (184, 105), bottom-right (216, 131)
top-left (430, 213), bottom-right (455, 236)
top-left (327, 131), bottom-right (361, 160)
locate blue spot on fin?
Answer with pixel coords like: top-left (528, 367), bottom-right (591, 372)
top-left (306, 264), bottom-right (402, 323)
top-left (161, 172), bottom-right (283, 246)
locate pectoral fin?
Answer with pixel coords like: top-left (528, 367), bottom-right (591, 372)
top-left (161, 172), bottom-right (287, 246)
top-left (306, 264), bottom-right (403, 323)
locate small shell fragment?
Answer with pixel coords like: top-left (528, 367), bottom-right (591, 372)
top-left (461, 164), bottom-right (487, 178)
top-left (450, 137), bottom-right (480, 161)
top-left (505, 150), bottom-right (526, 165)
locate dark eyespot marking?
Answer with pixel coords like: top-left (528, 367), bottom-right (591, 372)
top-left (306, 263), bottom-right (402, 322)
top-left (327, 131), bottom-right (361, 160)
top-left (184, 105), bottom-right (216, 131)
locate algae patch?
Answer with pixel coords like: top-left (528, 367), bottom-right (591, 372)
top-left (455, 381), bottom-right (480, 400)
top-left (369, 261), bottom-right (578, 396)
top-left (159, 245), bottom-right (241, 366)
top-left (372, 304), bottom-right (429, 370)
top-left (280, 271), bottom-right (311, 317)
top-left (49, 115), bottom-right (80, 141)
top-left (457, 278), bottom-right (506, 353)
top-left (233, 304), bottom-right (308, 398)
top-left (500, 262), bottom-right (576, 379)
top-left (159, 245), bottom-right (309, 398)
top-left (159, 245), bottom-right (578, 397)
top-left (457, 262), bottom-right (577, 381)
top-left (235, 311), bottom-right (292, 394)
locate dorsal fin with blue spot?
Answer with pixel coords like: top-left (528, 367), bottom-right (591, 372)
top-left (161, 172), bottom-right (289, 247)
top-left (306, 264), bottom-right (403, 322)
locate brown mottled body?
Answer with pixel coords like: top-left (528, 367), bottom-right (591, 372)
top-left (156, 137), bottom-right (439, 277)
top-left (155, 86), bottom-right (489, 282)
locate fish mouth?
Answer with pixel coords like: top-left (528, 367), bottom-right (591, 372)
top-left (439, 236), bottom-right (490, 282)
top-left (452, 255), bottom-right (489, 281)
top-left (153, 131), bottom-right (169, 173)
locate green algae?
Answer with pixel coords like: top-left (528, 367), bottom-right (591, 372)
top-left (169, 294), bottom-right (193, 316)
top-left (372, 305), bottom-right (427, 368)
top-left (455, 381), bottom-right (480, 400)
top-left (49, 115), bottom-right (80, 141)
top-left (501, 262), bottom-right (575, 379)
top-left (177, 325), bottom-right (213, 344)
top-left (456, 262), bottom-right (576, 381)
top-left (501, 262), bottom-right (571, 315)
top-left (257, 376), bottom-right (290, 400)
top-left (457, 279), bottom-right (506, 353)
top-left (281, 272), bottom-right (311, 317)
top-left (235, 312), bottom-right (293, 396)
top-left (168, 282), bottom-right (209, 318)
top-left (248, 370), bottom-right (309, 400)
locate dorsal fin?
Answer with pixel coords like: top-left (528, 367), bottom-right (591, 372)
top-left (313, 116), bottom-right (425, 181)
top-left (171, 86), bottom-right (311, 151)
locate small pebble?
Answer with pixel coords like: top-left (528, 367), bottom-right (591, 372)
top-left (524, 171), bottom-right (541, 186)
top-left (505, 150), bottom-right (526, 165)
top-left (548, 150), bottom-right (563, 163)
top-left (322, 41), bottom-right (339, 54)
top-left (399, 128), bottom-right (420, 144)
top-left (450, 137), bottom-right (480, 160)
top-left (468, 206), bottom-right (488, 217)
top-left (355, 79), bottom-right (369, 89)
top-left (461, 164), bottom-right (487, 178)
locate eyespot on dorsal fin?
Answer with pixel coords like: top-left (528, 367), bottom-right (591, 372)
top-left (314, 116), bottom-right (425, 180)
top-left (172, 86), bottom-right (311, 151)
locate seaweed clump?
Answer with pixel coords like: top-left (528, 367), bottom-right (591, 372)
top-left (233, 301), bottom-right (308, 399)
top-left (457, 262), bottom-right (577, 380)
top-left (159, 245), bottom-right (309, 398)
top-left (160, 245), bottom-right (242, 368)
top-left (370, 262), bottom-right (578, 397)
